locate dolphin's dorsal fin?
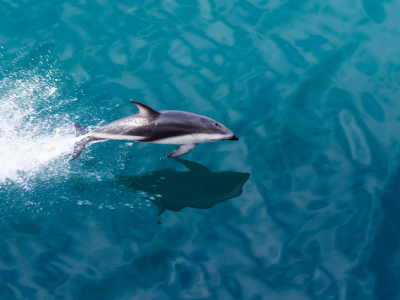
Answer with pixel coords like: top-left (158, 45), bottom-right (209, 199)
top-left (175, 157), bottom-right (210, 173)
top-left (73, 123), bottom-right (87, 137)
top-left (130, 101), bottom-right (160, 117)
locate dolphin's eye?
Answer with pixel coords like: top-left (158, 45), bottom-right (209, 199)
top-left (215, 123), bottom-right (218, 126)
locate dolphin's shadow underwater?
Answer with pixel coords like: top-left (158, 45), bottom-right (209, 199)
top-left (117, 158), bottom-right (250, 216)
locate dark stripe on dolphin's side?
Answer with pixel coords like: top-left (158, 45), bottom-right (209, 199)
top-left (93, 111), bottom-right (225, 142)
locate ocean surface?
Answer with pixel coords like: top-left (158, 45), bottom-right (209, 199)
top-left (0, 0), bottom-right (400, 299)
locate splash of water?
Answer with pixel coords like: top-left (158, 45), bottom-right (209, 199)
top-left (0, 69), bottom-right (75, 185)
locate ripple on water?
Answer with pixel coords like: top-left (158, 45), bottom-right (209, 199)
top-left (1, 0), bottom-right (400, 298)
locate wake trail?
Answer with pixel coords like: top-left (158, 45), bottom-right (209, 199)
top-left (0, 69), bottom-right (75, 186)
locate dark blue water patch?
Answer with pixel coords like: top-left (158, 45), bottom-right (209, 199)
top-left (361, 91), bottom-right (385, 122)
top-left (362, 0), bottom-right (388, 24)
top-left (273, 173), bottom-right (292, 192)
top-left (295, 35), bottom-right (329, 56)
top-left (0, 285), bottom-right (17, 300)
top-left (311, 154), bottom-right (335, 176)
top-left (306, 199), bottom-right (329, 211)
top-left (335, 189), bottom-right (373, 260)
top-left (41, 230), bottom-right (71, 252)
top-left (284, 42), bottom-right (359, 108)
top-left (270, 33), bottom-right (309, 69)
top-left (33, 264), bottom-right (69, 295)
top-left (345, 278), bottom-right (370, 299)
top-left (223, 275), bottom-right (243, 299)
top-left (189, 249), bottom-right (209, 263)
top-left (368, 164), bottom-right (400, 299)
top-left (10, 221), bottom-right (41, 235)
top-left (0, 269), bottom-right (37, 298)
top-left (175, 263), bottom-right (195, 290)
top-left (351, 178), bottom-right (366, 190)
top-left (124, 250), bottom-right (175, 289)
top-left (74, 277), bottom-right (115, 300)
top-left (355, 58), bottom-right (379, 76)
top-left (0, 243), bottom-right (15, 265)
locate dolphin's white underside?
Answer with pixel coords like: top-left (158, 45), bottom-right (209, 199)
top-left (90, 132), bottom-right (229, 144)
top-left (91, 132), bottom-right (146, 141)
top-left (152, 133), bottom-right (229, 144)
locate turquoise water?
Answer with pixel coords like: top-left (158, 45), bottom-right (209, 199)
top-left (1, 0), bottom-right (400, 299)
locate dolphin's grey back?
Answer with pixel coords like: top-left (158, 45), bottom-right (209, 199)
top-left (92, 110), bottom-right (220, 143)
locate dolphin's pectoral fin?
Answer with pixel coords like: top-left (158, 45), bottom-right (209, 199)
top-left (168, 144), bottom-right (196, 158)
top-left (130, 101), bottom-right (160, 117)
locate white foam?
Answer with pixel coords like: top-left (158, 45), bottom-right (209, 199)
top-left (0, 69), bottom-right (75, 186)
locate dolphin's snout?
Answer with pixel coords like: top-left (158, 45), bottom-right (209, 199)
top-left (228, 135), bottom-right (239, 141)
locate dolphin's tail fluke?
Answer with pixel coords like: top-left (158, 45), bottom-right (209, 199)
top-left (68, 123), bottom-right (90, 161)
top-left (73, 123), bottom-right (86, 137)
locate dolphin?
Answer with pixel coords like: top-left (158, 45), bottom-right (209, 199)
top-left (117, 158), bottom-right (250, 216)
top-left (69, 102), bottom-right (238, 161)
